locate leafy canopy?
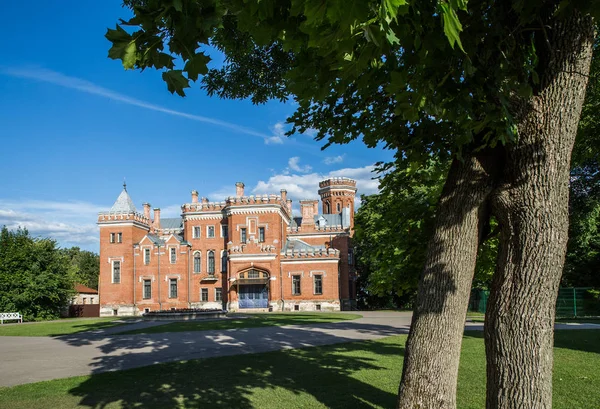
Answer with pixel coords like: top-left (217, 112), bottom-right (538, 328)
top-left (108, 0), bottom-right (599, 167)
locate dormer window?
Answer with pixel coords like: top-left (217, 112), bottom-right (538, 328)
top-left (170, 247), bottom-right (176, 264)
top-left (144, 248), bottom-right (150, 264)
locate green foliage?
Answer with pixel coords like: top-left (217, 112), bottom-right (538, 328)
top-left (563, 38), bottom-right (600, 287)
top-left (60, 247), bottom-right (100, 290)
top-left (354, 160), bottom-right (498, 306)
top-left (107, 0), bottom-right (599, 166)
top-left (0, 227), bottom-right (76, 321)
top-left (354, 159), bottom-right (447, 306)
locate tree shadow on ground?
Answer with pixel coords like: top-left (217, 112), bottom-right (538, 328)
top-left (66, 334), bottom-right (403, 408)
top-left (51, 321), bottom-right (407, 408)
top-left (463, 329), bottom-right (600, 355)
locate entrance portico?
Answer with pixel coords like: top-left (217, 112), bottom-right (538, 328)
top-left (231, 268), bottom-right (271, 309)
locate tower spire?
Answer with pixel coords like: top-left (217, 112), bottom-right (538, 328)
top-left (123, 178), bottom-right (127, 192)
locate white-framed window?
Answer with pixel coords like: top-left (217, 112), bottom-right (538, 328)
top-left (112, 260), bottom-right (121, 284)
top-left (117, 232), bottom-right (122, 243)
top-left (144, 248), bottom-right (150, 265)
top-left (193, 252), bottom-right (201, 273)
top-left (292, 275), bottom-right (301, 295)
top-left (314, 274), bottom-right (323, 295)
top-left (348, 249), bottom-right (354, 265)
top-left (170, 247), bottom-right (176, 264)
top-left (221, 250), bottom-right (227, 272)
top-left (215, 287), bottom-right (222, 302)
top-left (193, 226), bottom-right (201, 239)
top-left (258, 227), bottom-right (265, 243)
top-left (221, 225), bottom-right (228, 239)
top-left (207, 251), bottom-right (215, 275)
top-left (143, 279), bottom-right (151, 299)
top-left (110, 233), bottom-right (115, 243)
top-left (240, 228), bottom-right (247, 244)
top-left (207, 225), bottom-right (215, 238)
top-left (201, 288), bottom-right (208, 302)
top-left (169, 278), bottom-right (178, 298)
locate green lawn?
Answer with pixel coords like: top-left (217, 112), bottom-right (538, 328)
top-left (120, 312), bottom-right (363, 335)
top-left (0, 330), bottom-right (598, 408)
top-left (0, 318), bottom-right (126, 337)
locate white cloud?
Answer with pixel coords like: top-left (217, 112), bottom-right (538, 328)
top-left (159, 204), bottom-right (183, 218)
top-left (0, 66), bottom-right (270, 140)
top-left (0, 200), bottom-right (102, 250)
top-left (323, 155), bottom-right (345, 165)
top-left (287, 156), bottom-right (312, 173)
top-left (251, 164), bottom-right (380, 214)
top-left (265, 122), bottom-right (286, 145)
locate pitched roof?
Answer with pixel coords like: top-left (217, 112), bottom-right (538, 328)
top-left (74, 284), bottom-right (98, 294)
top-left (283, 238), bottom-right (326, 252)
top-left (161, 217), bottom-right (182, 230)
top-left (109, 186), bottom-right (137, 213)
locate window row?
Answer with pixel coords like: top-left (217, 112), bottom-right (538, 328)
top-left (239, 226), bottom-right (265, 244)
top-left (291, 274), bottom-right (323, 296)
top-left (192, 225), bottom-right (228, 239)
top-left (109, 232), bottom-right (122, 244)
top-left (141, 279), bottom-right (222, 302)
top-left (193, 251), bottom-right (227, 274)
top-left (142, 247), bottom-right (180, 264)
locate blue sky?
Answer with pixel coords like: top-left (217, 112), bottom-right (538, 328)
top-left (0, 1), bottom-right (392, 252)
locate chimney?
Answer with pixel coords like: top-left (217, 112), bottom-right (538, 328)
top-left (201, 197), bottom-right (209, 204)
top-left (280, 189), bottom-right (287, 202)
top-left (143, 203), bottom-right (151, 220)
top-left (235, 182), bottom-right (245, 197)
top-left (153, 208), bottom-right (161, 230)
top-left (191, 190), bottom-right (198, 203)
top-left (313, 201), bottom-right (319, 215)
top-left (300, 200), bottom-right (318, 225)
top-left (286, 199), bottom-right (292, 214)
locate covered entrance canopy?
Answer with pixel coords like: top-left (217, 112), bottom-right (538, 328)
top-left (234, 268), bottom-right (270, 309)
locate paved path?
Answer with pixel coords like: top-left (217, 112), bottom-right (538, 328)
top-left (0, 312), bottom-right (413, 387)
top-left (0, 312), bottom-right (597, 387)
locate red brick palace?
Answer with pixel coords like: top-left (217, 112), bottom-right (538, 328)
top-left (97, 178), bottom-right (358, 315)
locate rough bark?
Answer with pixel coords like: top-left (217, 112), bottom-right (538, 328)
top-left (397, 151), bottom-right (500, 409)
top-left (485, 12), bottom-right (595, 409)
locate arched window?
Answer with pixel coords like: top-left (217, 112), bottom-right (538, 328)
top-left (337, 202), bottom-right (341, 212)
top-left (221, 250), bottom-right (227, 272)
top-left (208, 251), bottom-right (215, 275)
top-left (193, 252), bottom-right (201, 273)
top-left (325, 201), bottom-right (330, 214)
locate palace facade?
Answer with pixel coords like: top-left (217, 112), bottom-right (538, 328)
top-left (97, 178), bottom-right (358, 316)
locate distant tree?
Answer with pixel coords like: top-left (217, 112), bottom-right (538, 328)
top-left (0, 227), bottom-right (76, 321)
top-left (61, 247), bottom-right (100, 289)
top-left (354, 158), bottom-right (497, 308)
top-left (563, 37), bottom-right (600, 288)
top-left (106, 1), bottom-right (597, 407)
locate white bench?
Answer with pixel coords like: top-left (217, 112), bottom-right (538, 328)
top-left (0, 312), bottom-right (23, 324)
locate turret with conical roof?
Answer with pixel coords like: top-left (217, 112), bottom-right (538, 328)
top-left (109, 182), bottom-right (138, 214)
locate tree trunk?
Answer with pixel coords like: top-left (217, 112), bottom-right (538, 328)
top-left (485, 13), bottom-right (595, 409)
top-left (397, 151), bottom-right (499, 408)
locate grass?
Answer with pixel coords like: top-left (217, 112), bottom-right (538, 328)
top-left (0, 330), bottom-right (598, 408)
top-left (120, 312), bottom-right (363, 335)
top-left (0, 318), bottom-right (126, 337)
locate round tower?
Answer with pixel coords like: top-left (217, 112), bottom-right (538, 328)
top-left (318, 178), bottom-right (357, 226)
